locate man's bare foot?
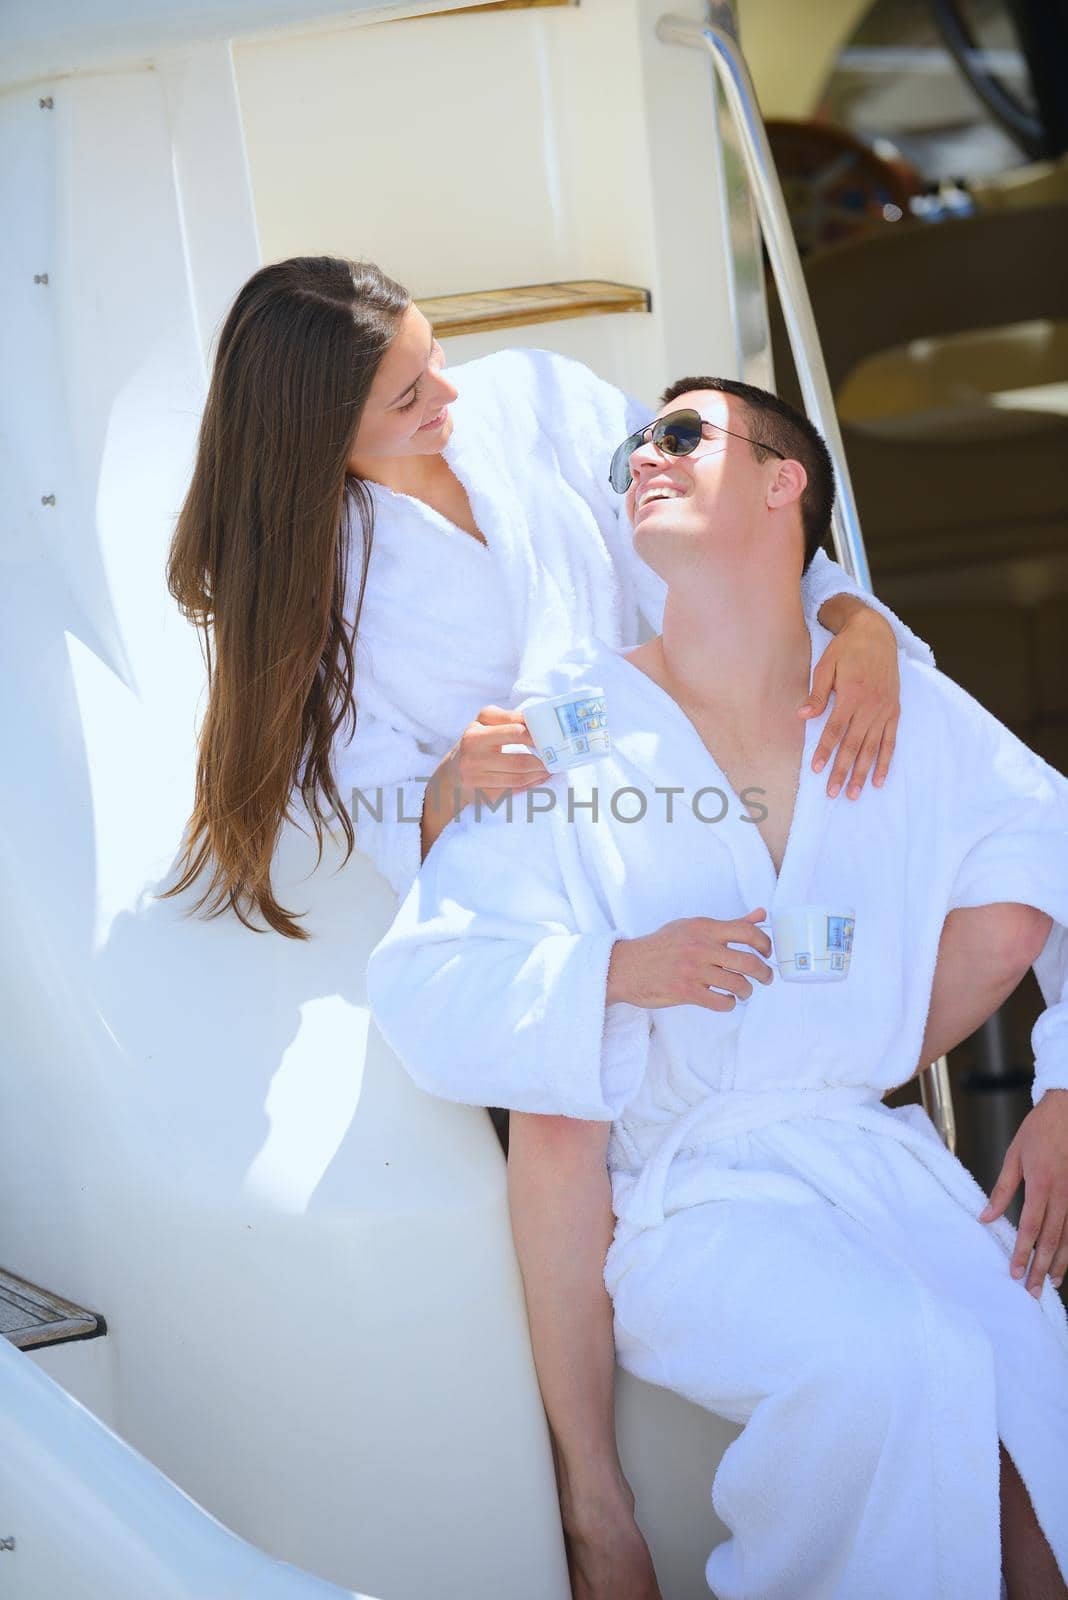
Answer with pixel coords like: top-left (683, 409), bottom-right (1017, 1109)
top-left (561, 1490), bottom-right (663, 1600)
top-left (565, 1518), bottom-right (663, 1600)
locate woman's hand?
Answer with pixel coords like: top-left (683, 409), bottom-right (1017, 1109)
top-left (436, 704), bottom-right (550, 809)
top-left (800, 608), bottom-right (900, 799)
top-left (421, 705), bottom-right (549, 861)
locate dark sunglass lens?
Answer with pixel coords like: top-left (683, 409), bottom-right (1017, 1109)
top-left (609, 433), bottom-right (640, 493)
top-left (656, 411), bottom-right (703, 457)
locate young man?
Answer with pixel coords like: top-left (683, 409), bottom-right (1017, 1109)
top-left (367, 380), bottom-right (1068, 1599)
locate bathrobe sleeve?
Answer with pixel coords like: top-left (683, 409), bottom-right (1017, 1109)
top-left (1032, 936), bottom-right (1068, 1105)
top-left (800, 548), bottom-right (935, 667)
top-left (521, 348), bottom-right (666, 645)
top-left (331, 706), bottom-right (436, 902)
top-left (365, 799), bottom-right (651, 1119)
top-left (933, 667), bottom-right (1068, 1105)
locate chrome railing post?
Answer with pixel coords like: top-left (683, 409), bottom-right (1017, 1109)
top-left (656, 10), bottom-right (869, 587)
top-left (656, 9), bottom-right (956, 1150)
top-left (919, 1052), bottom-right (958, 1152)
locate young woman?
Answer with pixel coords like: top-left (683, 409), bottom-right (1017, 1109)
top-left (165, 256), bottom-right (932, 1599)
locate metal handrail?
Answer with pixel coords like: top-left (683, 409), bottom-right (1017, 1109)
top-left (656, 6), bottom-right (956, 1151)
top-left (919, 1051), bottom-right (957, 1152)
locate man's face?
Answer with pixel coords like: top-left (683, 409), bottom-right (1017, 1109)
top-left (623, 390), bottom-right (775, 576)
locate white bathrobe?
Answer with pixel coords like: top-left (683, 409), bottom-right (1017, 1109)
top-left (327, 346), bottom-right (935, 901)
top-left (366, 616), bottom-right (1068, 1600)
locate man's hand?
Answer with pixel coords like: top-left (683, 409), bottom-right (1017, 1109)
top-left (980, 1089), bottom-right (1068, 1295)
top-left (800, 604), bottom-right (900, 800)
top-left (606, 910), bottom-right (774, 1010)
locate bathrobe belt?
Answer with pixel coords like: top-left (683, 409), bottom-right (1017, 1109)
top-left (619, 1084), bottom-right (885, 1229)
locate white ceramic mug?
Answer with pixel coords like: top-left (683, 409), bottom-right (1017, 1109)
top-left (520, 687), bottom-right (611, 771)
top-left (771, 905), bottom-right (856, 983)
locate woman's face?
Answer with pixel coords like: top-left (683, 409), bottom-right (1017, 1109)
top-left (347, 304), bottom-right (458, 471)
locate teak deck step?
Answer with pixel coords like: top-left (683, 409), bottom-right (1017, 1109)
top-left (432, 2), bottom-right (576, 15)
top-left (418, 280), bottom-right (652, 338)
top-left (0, 1266), bottom-right (104, 1351)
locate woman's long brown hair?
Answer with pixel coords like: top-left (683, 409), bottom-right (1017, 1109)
top-left (161, 257), bottom-right (410, 939)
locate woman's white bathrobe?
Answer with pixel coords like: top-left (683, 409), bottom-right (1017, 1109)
top-left (330, 347), bottom-right (935, 902)
top-left (365, 615), bottom-right (1068, 1600)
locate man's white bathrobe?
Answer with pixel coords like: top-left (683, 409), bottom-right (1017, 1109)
top-left (326, 346), bottom-right (935, 902)
top-left (366, 615), bottom-right (1068, 1600)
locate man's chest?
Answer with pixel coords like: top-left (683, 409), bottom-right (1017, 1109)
top-left (691, 719), bottom-right (805, 878)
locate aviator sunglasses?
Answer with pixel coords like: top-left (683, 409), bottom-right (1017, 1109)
top-left (609, 407), bottom-right (785, 494)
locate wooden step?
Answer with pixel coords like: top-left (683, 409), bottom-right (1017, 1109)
top-left (0, 1266), bottom-right (104, 1351)
top-left (418, 279), bottom-right (652, 338)
top-left (433, 2), bottom-right (577, 15)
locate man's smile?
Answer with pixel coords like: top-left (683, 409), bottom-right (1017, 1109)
top-left (633, 476), bottom-right (689, 520)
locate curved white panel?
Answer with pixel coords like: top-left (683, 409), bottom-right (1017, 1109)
top-left (0, 1334), bottom-right (370, 1599)
top-left (0, 47), bottom-right (570, 1600)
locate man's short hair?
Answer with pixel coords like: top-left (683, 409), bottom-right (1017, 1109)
top-left (659, 376), bottom-right (834, 573)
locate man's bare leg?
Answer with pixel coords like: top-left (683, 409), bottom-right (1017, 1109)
top-left (507, 1112), bottom-right (662, 1600)
top-left (1001, 1441), bottom-right (1067, 1599)
top-left (925, 915), bottom-right (1064, 1596)
top-left (913, 904), bottom-right (1053, 1074)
